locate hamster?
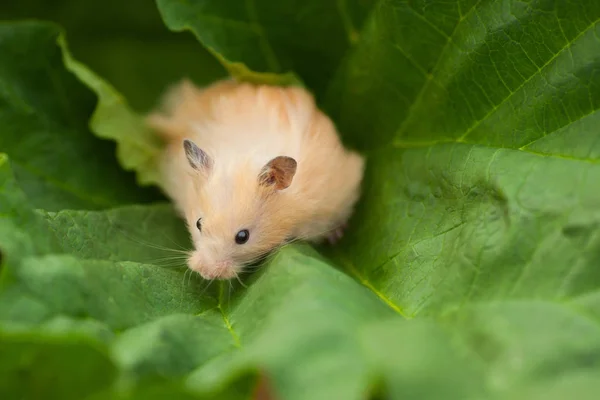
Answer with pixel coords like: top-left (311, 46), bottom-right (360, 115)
top-left (146, 79), bottom-right (364, 280)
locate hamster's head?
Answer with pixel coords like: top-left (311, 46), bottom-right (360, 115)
top-left (182, 139), bottom-right (298, 280)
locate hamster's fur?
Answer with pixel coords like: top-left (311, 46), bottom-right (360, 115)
top-left (147, 79), bottom-right (364, 280)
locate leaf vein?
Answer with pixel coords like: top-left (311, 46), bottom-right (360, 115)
top-left (336, 251), bottom-right (409, 318)
top-left (458, 17), bottom-right (600, 142)
top-left (394, 0), bottom-right (483, 139)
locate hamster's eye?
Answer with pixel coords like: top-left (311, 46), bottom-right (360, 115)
top-left (235, 229), bottom-right (250, 244)
top-left (196, 218), bottom-right (202, 232)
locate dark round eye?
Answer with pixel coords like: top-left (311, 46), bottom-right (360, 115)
top-left (235, 229), bottom-right (249, 244)
top-left (196, 218), bottom-right (202, 232)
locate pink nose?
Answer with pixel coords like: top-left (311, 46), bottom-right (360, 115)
top-left (199, 260), bottom-right (236, 280)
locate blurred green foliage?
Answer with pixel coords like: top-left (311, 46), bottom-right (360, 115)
top-left (2, 0), bottom-right (226, 111)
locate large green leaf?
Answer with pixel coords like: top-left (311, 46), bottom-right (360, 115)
top-left (326, 0), bottom-right (600, 153)
top-left (156, 0), bottom-right (375, 94)
top-left (0, 22), bottom-right (162, 209)
top-left (0, 154), bottom-right (484, 400)
top-left (2, 0), bottom-right (600, 399)
top-left (154, 0), bottom-right (600, 396)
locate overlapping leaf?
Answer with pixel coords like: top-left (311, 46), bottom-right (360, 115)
top-left (0, 153), bottom-right (486, 400)
top-left (156, 0), bottom-right (375, 93)
top-left (0, 18), bottom-right (478, 400)
top-left (3, 0), bottom-right (227, 186)
top-left (1, 0), bottom-right (600, 399)
top-left (0, 22), bottom-right (161, 209)
top-left (2, 0), bottom-right (227, 111)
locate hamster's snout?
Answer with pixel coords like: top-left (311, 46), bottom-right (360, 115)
top-left (187, 251), bottom-right (237, 280)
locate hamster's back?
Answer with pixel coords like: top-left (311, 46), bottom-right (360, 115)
top-left (148, 79), bottom-right (364, 240)
top-left (202, 81), bottom-right (365, 239)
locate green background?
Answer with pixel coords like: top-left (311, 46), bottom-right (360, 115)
top-left (1, 1), bottom-right (600, 399)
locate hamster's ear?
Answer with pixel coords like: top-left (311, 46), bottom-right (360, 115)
top-left (183, 139), bottom-right (213, 172)
top-left (259, 156), bottom-right (297, 190)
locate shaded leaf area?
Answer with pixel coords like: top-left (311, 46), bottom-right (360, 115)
top-left (59, 39), bottom-right (167, 187)
top-left (0, 335), bottom-right (116, 400)
top-left (156, 0), bottom-right (376, 97)
top-left (0, 22), bottom-right (162, 209)
top-left (1, 1), bottom-right (600, 400)
top-left (1, 0), bottom-right (226, 112)
top-left (152, 0), bottom-right (600, 397)
top-left (1, 0), bottom-right (228, 186)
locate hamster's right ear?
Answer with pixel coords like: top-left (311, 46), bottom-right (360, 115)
top-left (259, 156), bottom-right (297, 190)
top-left (183, 139), bottom-right (213, 173)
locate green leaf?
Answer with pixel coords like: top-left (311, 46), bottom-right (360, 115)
top-left (0, 22), bottom-right (164, 209)
top-left (0, 154), bottom-right (484, 400)
top-left (58, 37), bottom-right (166, 187)
top-left (0, 153), bottom-right (227, 395)
top-left (2, 0), bottom-right (600, 399)
top-left (2, 0), bottom-right (227, 112)
top-left (154, 0), bottom-right (600, 396)
top-left (0, 333), bottom-right (117, 400)
top-left (3, 0), bottom-right (228, 187)
top-left (155, 0), bottom-right (376, 94)
top-left (326, 0), bottom-right (600, 152)
top-left (326, 0), bottom-right (600, 396)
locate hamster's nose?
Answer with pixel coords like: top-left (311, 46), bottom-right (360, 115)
top-left (200, 260), bottom-right (237, 280)
top-left (187, 251), bottom-right (237, 280)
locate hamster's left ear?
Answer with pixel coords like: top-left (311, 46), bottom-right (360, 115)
top-left (259, 156), bottom-right (297, 190)
top-left (183, 139), bottom-right (213, 173)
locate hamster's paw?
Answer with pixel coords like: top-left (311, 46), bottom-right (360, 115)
top-left (327, 222), bottom-right (348, 245)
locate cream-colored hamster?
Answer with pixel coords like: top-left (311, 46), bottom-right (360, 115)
top-left (147, 79), bottom-right (364, 280)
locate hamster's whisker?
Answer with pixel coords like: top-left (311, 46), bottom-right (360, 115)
top-left (153, 262), bottom-right (188, 269)
top-left (151, 253), bottom-right (189, 259)
top-left (187, 267), bottom-right (194, 286)
top-left (237, 228), bottom-right (340, 276)
top-left (145, 254), bottom-right (190, 268)
top-left (281, 224), bottom-right (349, 247)
top-left (240, 243), bottom-right (290, 270)
top-left (293, 227), bottom-right (336, 242)
top-left (159, 231), bottom-right (190, 252)
top-left (149, 255), bottom-right (190, 262)
top-left (234, 273), bottom-right (248, 288)
top-left (151, 259), bottom-right (189, 266)
top-left (198, 278), bottom-right (215, 298)
top-left (243, 251), bottom-right (279, 273)
top-left (239, 227), bottom-right (343, 274)
top-left (182, 268), bottom-right (191, 288)
top-left (242, 254), bottom-right (269, 265)
top-left (115, 228), bottom-right (191, 255)
top-left (240, 251), bottom-right (273, 268)
top-left (152, 262), bottom-right (187, 268)
top-left (141, 242), bottom-right (190, 254)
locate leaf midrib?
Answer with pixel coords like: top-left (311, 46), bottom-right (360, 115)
top-left (334, 251), bottom-right (410, 318)
top-left (456, 17), bottom-right (600, 143)
top-left (393, 0), bottom-right (483, 139)
top-left (388, 7), bottom-right (599, 149)
top-left (376, 138), bottom-right (600, 165)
